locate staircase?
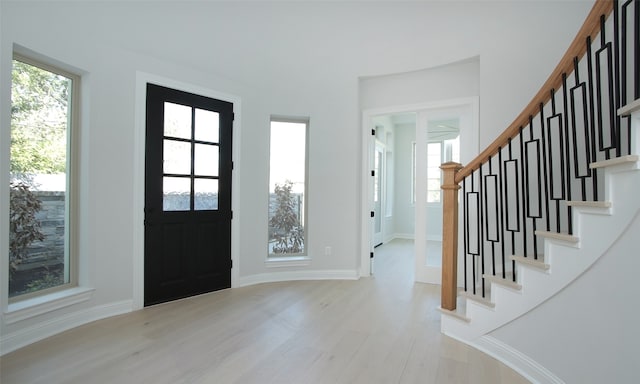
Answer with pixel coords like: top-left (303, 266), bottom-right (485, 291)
top-left (437, 0), bottom-right (640, 380)
top-left (441, 101), bottom-right (640, 341)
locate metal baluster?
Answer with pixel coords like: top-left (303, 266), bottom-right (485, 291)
top-left (614, 0), bottom-right (622, 157)
top-left (479, 165), bottom-right (486, 296)
top-left (519, 126), bottom-right (527, 264)
top-left (562, 73), bottom-right (574, 235)
top-left (463, 177), bottom-right (468, 293)
top-left (587, 35), bottom-right (600, 200)
top-left (539, 103), bottom-right (552, 231)
top-left (498, 147), bottom-right (507, 279)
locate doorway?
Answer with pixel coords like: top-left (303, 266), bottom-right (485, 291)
top-left (360, 98), bottom-right (479, 283)
top-left (414, 110), bottom-right (463, 284)
top-left (144, 84), bottom-right (233, 306)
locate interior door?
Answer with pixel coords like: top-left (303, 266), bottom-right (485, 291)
top-left (144, 83), bottom-right (233, 306)
top-left (414, 109), bottom-right (462, 284)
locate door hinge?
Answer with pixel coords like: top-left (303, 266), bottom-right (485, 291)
top-left (232, 161), bottom-right (234, 170)
top-left (230, 259), bottom-right (233, 269)
top-left (232, 112), bottom-right (235, 121)
top-left (370, 211), bottom-right (375, 218)
top-left (371, 128), bottom-right (376, 136)
top-left (371, 170), bottom-right (375, 177)
top-left (370, 252), bottom-right (374, 259)
top-left (231, 211), bottom-right (233, 220)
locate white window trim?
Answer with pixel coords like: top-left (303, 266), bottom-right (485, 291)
top-left (267, 116), bottom-right (310, 258)
top-left (4, 286), bottom-right (94, 324)
top-left (6, 48), bottom-right (81, 305)
top-left (265, 256), bottom-right (312, 268)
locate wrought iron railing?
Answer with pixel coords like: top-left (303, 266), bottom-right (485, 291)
top-left (441, 0), bottom-right (639, 309)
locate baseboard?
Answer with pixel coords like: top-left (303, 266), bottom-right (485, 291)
top-left (447, 334), bottom-right (565, 384)
top-left (1, 300), bottom-right (133, 356)
top-left (235, 269), bottom-right (359, 288)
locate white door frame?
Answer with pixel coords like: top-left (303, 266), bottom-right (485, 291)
top-left (360, 97), bottom-right (479, 279)
top-left (133, 72), bottom-right (242, 309)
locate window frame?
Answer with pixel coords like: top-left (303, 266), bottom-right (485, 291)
top-left (8, 52), bottom-right (79, 302)
top-left (267, 116), bottom-right (309, 258)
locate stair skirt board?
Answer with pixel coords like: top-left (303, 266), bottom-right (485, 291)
top-left (441, 140), bottom-right (640, 381)
top-left (441, 334), bottom-right (565, 384)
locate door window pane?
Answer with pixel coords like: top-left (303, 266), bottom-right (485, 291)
top-left (163, 177), bottom-right (190, 211)
top-left (194, 179), bottom-right (218, 210)
top-left (163, 140), bottom-right (191, 175)
top-left (164, 102), bottom-right (192, 139)
top-left (160, 102), bottom-right (223, 213)
top-left (194, 143), bottom-right (219, 177)
top-left (195, 109), bottom-right (219, 143)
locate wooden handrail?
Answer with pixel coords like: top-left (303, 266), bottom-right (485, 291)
top-left (455, 0), bottom-right (615, 183)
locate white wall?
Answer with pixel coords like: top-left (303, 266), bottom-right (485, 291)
top-left (490, 211), bottom-right (640, 384)
top-left (0, 0), bottom-right (594, 352)
top-left (360, 57), bottom-right (481, 112)
top-left (361, 58), bottom-right (482, 240)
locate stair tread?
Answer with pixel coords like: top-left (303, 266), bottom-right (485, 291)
top-left (618, 98), bottom-right (640, 116)
top-left (590, 155), bottom-right (639, 169)
top-left (438, 306), bottom-right (471, 323)
top-left (566, 200), bottom-right (612, 208)
top-left (535, 230), bottom-right (579, 243)
top-left (510, 254), bottom-right (550, 270)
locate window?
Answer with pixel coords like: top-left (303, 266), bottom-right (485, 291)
top-left (412, 136), bottom-right (460, 204)
top-left (427, 142), bottom-right (442, 203)
top-left (268, 118), bottom-right (308, 256)
top-left (8, 54), bottom-right (78, 299)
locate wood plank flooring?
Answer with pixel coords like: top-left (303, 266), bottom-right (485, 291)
top-left (0, 239), bottom-right (529, 383)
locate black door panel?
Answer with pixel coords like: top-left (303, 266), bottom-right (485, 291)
top-left (144, 84), bottom-right (233, 306)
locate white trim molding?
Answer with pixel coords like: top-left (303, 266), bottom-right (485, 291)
top-left (133, 71), bottom-right (242, 309)
top-left (1, 300), bottom-right (133, 356)
top-left (360, 98), bottom-right (479, 279)
top-left (471, 335), bottom-right (565, 384)
top-left (4, 287), bottom-right (95, 324)
top-left (236, 270), bottom-right (359, 288)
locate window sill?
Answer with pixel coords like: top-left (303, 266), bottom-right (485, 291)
top-left (265, 256), bottom-right (311, 268)
top-left (4, 286), bottom-right (95, 324)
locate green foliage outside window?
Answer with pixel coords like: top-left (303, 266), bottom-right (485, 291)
top-left (269, 180), bottom-right (304, 254)
top-left (9, 181), bottom-right (44, 274)
top-left (9, 58), bottom-right (71, 296)
top-left (11, 59), bottom-right (69, 175)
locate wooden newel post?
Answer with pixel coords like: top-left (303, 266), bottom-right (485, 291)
top-left (440, 162), bottom-right (463, 311)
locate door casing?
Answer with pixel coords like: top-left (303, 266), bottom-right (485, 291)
top-left (133, 72), bottom-right (241, 310)
top-left (360, 98), bottom-right (479, 282)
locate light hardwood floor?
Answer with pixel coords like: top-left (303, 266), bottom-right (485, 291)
top-left (0, 239), bottom-right (529, 383)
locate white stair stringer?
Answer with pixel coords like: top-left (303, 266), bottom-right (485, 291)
top-left (441, 150), bottom-right (640, 342)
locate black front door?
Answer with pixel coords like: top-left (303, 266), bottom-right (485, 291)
top-left (144, 84), bottom-right (233, 306)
